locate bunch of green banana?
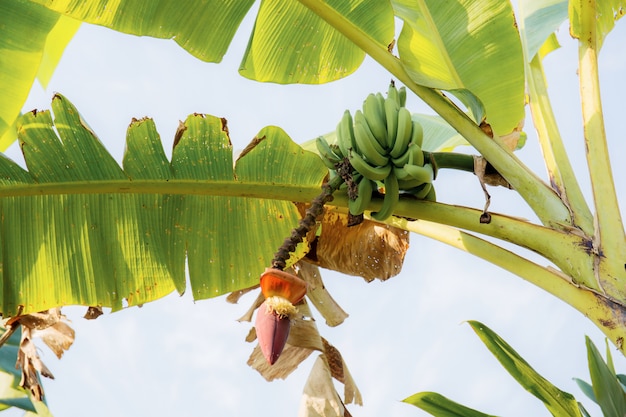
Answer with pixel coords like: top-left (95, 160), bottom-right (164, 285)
top-left (315, 83), bottom-right (436, 221)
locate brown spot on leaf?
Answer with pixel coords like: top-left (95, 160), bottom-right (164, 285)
top-left (237, 135), bottom-right (266, 163)
top-left (172, 120), bottom-right (187, 149)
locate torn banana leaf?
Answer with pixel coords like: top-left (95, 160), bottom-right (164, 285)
top-left (1, 94), bottom-right (328, 315)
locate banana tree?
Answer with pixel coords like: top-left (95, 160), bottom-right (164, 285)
top-left (0, 0), bottom-right (624, 415)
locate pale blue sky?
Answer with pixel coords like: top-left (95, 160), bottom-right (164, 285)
top-left (5, 6), bottom-right (626, 417)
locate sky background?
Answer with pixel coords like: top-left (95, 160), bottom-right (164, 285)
top-left (3, 4), bottom-right (626, 417)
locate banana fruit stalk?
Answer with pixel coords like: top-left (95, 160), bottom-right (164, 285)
top-left (316, 83), bottom-right (436, 221)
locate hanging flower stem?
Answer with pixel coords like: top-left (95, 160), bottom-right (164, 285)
top-left (271, 173), bottom-right (344, 270)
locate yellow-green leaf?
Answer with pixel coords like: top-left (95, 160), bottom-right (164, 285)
top-left (392, 0), bottom-right (525, 135)
top-left (0, 1), bottom-right (59, 141)
top-left (239, 0), bottom-right (394, 83)
top-left (31, 0), bottom-right (256, 63)
top-left (37, 15), bottom-right (81, 88)
top-left (570, 0), bottom-right (626, 50)
top-left (3, 95), bottom-right (328, 315)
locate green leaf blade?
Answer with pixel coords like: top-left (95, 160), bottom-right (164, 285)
top-left (0, 1), bottom-right (59, 141)
top-left (4, 95), bottom-right (327, 314)
top-left (393, 0), bottom-right (525, 135)
top-left (586, 336), bottom-right (626, 417)
top-left (403, 391), bottom-right (499, 417)
top-left (467, 320), bottom-right (582, 417)
top-left (239, 0), bottom-right (394, 83)
top-left (33, 0), bottom-right (256, 63)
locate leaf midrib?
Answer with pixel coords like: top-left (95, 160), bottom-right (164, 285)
top-left (0, 179), bottom-right (322, 201)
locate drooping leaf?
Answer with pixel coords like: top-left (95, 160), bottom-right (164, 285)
top-left (37, 15), bottom-right (81, 88)
top-left (467, 321), bottom-right (583, 417)
top-left (392, 0), bottom-right (525, 135)
top-left (31, 0), bottom-right (256, 63)
top-left (32, 0), bottom-right (394, 84)
top-left (0, 1), bottom-right (60, 142)
top-left (570, 0), bottom-right (626, 50)
top-left (239, 0), bottom-right (394, 83)
top-left (3, 94), bottom-right (328, 315)
top-left (585, 336), bottom-right (626, 417)
top-left (517, 0), bottom-right (568, 59)
top-left (402, 391), bottom-right (498, 417)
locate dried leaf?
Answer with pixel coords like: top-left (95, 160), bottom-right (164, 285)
top-left (322, 338), bottom-right (362, 406)
top-left (83, 306), bottom-right (103, 320)
top-left (17, 328), bottom-right (54, 401)
top-left (33, 321), bottom-right (75, 359)
top-left (298, 356), bottom-right (346, 417)
top-left (295, 262), bottom-right (348, 327)
top-left (474, 156), bottom-right (512, 188)
top-left (248, 299), bottom-right (323, 379)
top-left (14, 308), bottom-right (63, 331)
top-left (9, 308), bottom-right (75, 401)
top-left (226, 284), bottom-right (259, 304)
top-left (248, 344), bottom-right (314, 381)
top-left (236, 292), bottom-right (265, 323)
top-left (308, 208), bottom-right (409, 281)
top-left (499, 119), bottom-right (525, 151)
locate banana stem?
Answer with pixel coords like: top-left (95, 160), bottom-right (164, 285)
top-left (329, 192), bottom-right (598, 290)
top-left (295, 0), bottom-right (573, 229)
top-left (389, 218), bottom-right (626, 355)
top-left (526, 54), bottom-right (594, 234)
top-left (270, 174), bottom-right (343, 270)
top-left (577, 0), bottom-right (626, 297)
top-left (426, 152), bottom-right (474, 173)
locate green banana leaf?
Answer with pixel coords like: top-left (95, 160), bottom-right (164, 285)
top-left (584, 336), bottom-right (626, 417)
top-left (467, 320), bottom-right (582, 417)
top-left (403, 391), bottom-right (499, 417)
top-left (0, 1), bottom-right (59, 147)
top-left (570, 0), bottom-right (626, 50)
top-left (517, 0), bottom-right (568, 59)
top-left (1, 94), bottom-right (327, 315)
top-left (36, 16), bottom-right (81, 89)
top-left (2, 0), bottom-right (393, 150)
top-left (30, 0), bottom-right (394, 84)
top-left (412, 114), bottom-right (469, 153)
top-left (391, 0), bottom-right (525, 135)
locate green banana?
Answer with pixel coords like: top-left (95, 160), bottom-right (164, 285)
top-left (407, 142), bottom-right (425, 167)
top-left (398, 177), bottom-right (426, 190)
top-left (349, 177), bottom-right (374, 215)
top-left (398, 86), bottom-right (407, 107)
top-left (424, 185), bottom-right (436, 201)
top-left (363, 93), bottom-right (387, 146)
top-left (315, 136), bottom-right (342, 169)
top-left (336, 110), bottom-right (355, 157)
top-left (391, 144), bottom-right (411, 167)
top-left (387, 83), bottom-right (400, 108)
top-left (354, 110), bottom-right (389, 166)
top-left (410, 119), bottom-right (424, 148)
top-left (390, 107), bottom-right (412, 158)
top-left (403, 163), bottom-right (434, 184)
top-left (348, 150), bottom-right (392, 181)
top-left (371, 171), bottom-right (399, 221)
top-left (384, 97), bottom-right (398, 150)
top-left (411, 182), bottom-right (433, 199)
